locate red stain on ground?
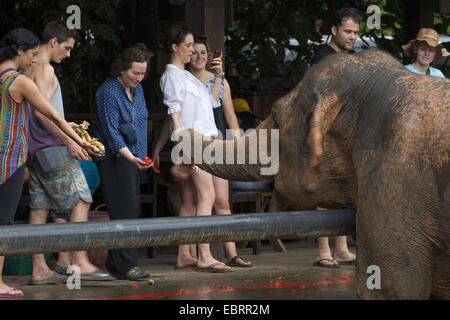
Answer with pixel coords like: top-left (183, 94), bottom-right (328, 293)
top-left (87, 278), bottom-right (354, 300)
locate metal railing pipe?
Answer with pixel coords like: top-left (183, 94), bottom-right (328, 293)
top-left (0, 210), bottom-right (355, 256)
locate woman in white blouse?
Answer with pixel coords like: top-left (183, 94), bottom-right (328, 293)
top-left (159, 25), bottom-right (232, 273)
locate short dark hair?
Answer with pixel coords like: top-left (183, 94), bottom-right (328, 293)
top-left (194, 35), bottom-right (210, 53)
top-left (110, 43), bottom-right (154, 77)
top-left (332, 7), bottom-right (361, 29)
top-left (0, 28), bottom-right (40, 64)
top-left (41, 21), bottom-right (79, 44)
top-left (163, 24), bottom-right (193, 54)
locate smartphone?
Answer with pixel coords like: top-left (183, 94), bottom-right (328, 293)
top-left (212, 49), bottom-right (221, 65)
top-left (213, 49), bottom-right (221, 59)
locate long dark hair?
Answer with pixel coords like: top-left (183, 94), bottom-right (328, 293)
top-left (163, 24), bottom-right (193, 54)
top-left (0, 28), bottom-right (40, 64)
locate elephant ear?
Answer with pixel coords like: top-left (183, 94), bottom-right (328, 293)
top-left (301, 90), bottom-right (341, 192)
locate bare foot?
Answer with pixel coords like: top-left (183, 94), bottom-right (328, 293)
top-left (176, 256), bottom-right (198, 269)
top-left (78, 264), bottom-right (99, 275)
top-left (0, 284), bottom-right (23, 297)
top-left (31, 270), bottom-right (56, 281)
top-left (334, 250), bottom-right (356, 263)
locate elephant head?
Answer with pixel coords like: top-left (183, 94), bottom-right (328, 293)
top-left (176, 50), bottom-right (450, 299)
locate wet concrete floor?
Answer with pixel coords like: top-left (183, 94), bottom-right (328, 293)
top-left (3, 238), bottom-right (356, 300)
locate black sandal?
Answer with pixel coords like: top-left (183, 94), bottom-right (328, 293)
top-left (125, 267), bottom-right (150, 280)
top-left (226, 256), bottom-right (253, 267)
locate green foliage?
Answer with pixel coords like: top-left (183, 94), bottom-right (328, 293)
top-left (0, 0), bottom-right (123, 113)
top-left (225, 0), bottom-right (449, 91)
top-left (225, 0), bottom-right (328, 91)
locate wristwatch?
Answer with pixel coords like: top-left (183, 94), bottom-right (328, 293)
top-left (219, 72), bottom-right (225, 79)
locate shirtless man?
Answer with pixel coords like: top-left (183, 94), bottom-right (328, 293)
top-left (26, 21), bottom-right (114, 284)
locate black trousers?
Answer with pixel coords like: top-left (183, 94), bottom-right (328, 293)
top-left (0, 165), bottom-right (25, 226)
top-left (97, 157), bottom-right (140, 278)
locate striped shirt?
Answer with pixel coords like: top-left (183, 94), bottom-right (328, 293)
top-left (0, 71), bottom-right (30, 185)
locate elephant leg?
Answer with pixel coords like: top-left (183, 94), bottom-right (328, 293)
top-left (355, 206), bottom-right (434, 299)
top-left (354, 169), bottom-right (436, 299)
top-left (430, 249), bottom-right (450, 299)
top-left (431, 184), bottom-right (450, 299)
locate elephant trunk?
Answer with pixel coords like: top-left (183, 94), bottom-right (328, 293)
top-left (182, 116), bottom-right (279, 182)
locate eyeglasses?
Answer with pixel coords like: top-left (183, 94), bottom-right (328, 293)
top-left (192, 50), bottom-right (208, 56)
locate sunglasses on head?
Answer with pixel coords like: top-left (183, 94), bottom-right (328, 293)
top-left (194, 35), bottom-right (208, 43)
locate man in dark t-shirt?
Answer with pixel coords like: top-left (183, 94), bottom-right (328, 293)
top-left (309, 8), bottom-right (361, 268)
top-left (311, 7), bottom-right (360, 65)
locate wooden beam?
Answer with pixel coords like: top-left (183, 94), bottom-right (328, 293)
top-left (419, 0), bottom-right (434, 28)
top-left (185, 0), bottom-right (225, 52)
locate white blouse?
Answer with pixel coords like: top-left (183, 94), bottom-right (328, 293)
top-left (160, 64), bottom-right (219, 138)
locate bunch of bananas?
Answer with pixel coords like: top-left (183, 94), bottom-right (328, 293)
top-left (75, 121), bottom-right (105, 154)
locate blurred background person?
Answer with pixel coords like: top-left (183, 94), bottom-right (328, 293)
top-left (402, 28), bottom-right (448, 78)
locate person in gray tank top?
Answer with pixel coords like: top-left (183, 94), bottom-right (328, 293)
top-left (28, 58), bottom-right (66, 156)
top-left (26, 21), bottom-right (114, 286)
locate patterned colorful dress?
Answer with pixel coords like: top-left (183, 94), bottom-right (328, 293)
top-left (0, 70), bottom-right (30, 185)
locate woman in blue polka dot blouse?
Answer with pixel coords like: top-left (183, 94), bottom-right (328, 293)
top-left (94, 44), bottom-right (154, 281)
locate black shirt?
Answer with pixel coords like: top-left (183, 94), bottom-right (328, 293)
top-left (311, 45), bottom-right (337, 65)
top-left (310, 44), bottom-right (356, 65)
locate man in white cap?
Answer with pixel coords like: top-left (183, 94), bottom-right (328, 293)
top-left (402, 28), bottom-right (449, 78)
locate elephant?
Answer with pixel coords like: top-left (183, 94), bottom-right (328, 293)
top-left (178, 50), bottom-right (449, 299)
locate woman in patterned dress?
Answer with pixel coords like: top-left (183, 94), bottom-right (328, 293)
top-left (0, 28), bottom-right (90, 298)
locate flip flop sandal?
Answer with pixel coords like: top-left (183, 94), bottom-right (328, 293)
top-left (226, 256), bottom-right (253, 267)
top-left (0, 288), bottom-right (24, 298)
top-left (48, 262), bottom-right (70, 276)
top-left (313, 258), bottom-right (341, 268)
top-left (80, 269), bottom-right (116, 281)
top-left (336, 259), bottom-right (356, 265)
top-left (29, 272), bottom-right (68, 285)
top-left (196, 262), bottom-right (233, 273)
